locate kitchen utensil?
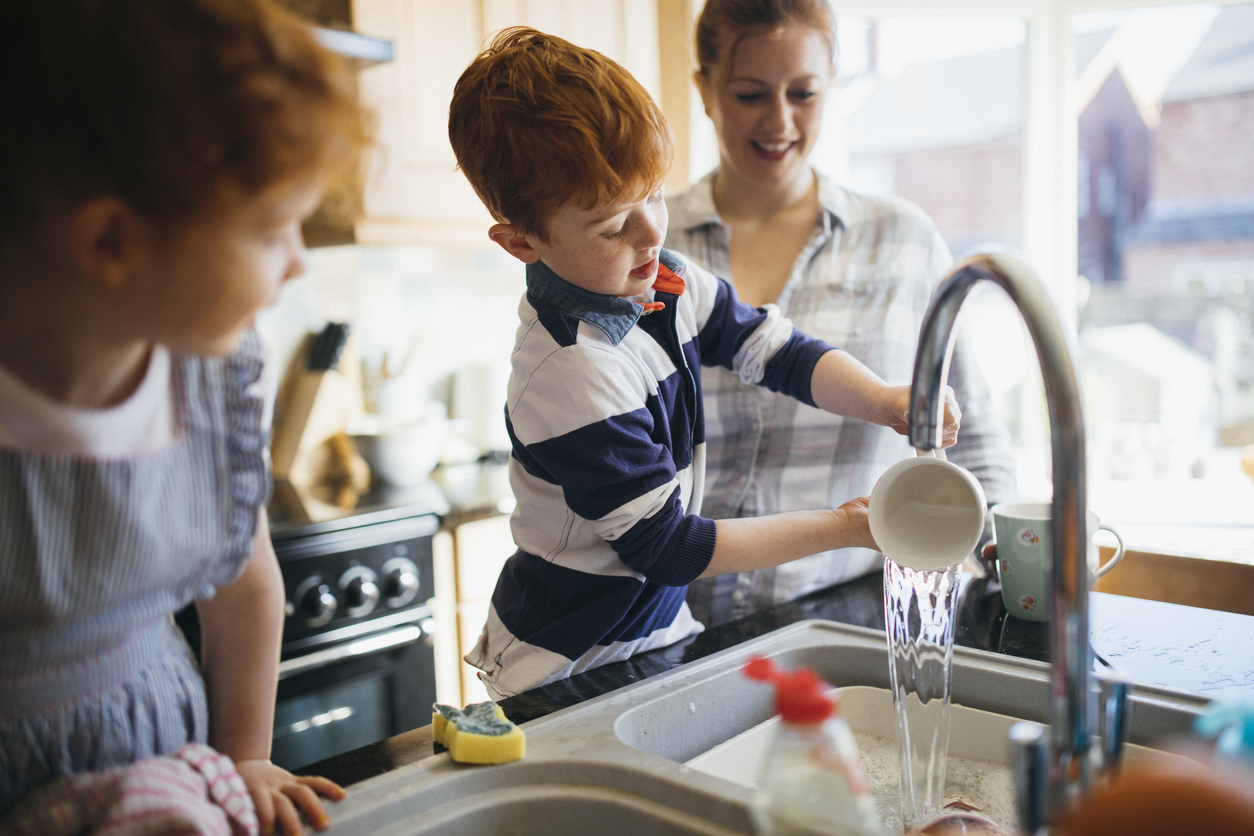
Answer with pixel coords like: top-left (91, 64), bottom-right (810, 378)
top-left (991, 502), bottom-right (1125, 622)
top-left (869, 449), bottom-right (987, 571)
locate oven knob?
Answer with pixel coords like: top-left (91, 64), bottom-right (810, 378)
top-left (382, 557), bottom-right (420, 608)
top-left (339, 566), bottom-right (380, 618)
top-left (295, 576), bottom-right (338, 628)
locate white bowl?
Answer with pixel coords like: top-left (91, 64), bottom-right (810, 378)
top-left (353, 416), bottom-right (447, 486)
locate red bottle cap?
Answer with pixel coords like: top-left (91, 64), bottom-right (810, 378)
top-left (743, 655), bottom-right (835, 724)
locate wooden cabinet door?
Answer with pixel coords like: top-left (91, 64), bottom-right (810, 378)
top-left (348, 0), bottom-right (664, 247)
top-left (481, 0), bottom-right (660, 99)
top-left (453, 515), bottom-right (515, 705)
top-left (352, 0), bottom-right (491, 246)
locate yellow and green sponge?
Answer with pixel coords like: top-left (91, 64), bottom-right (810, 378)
top-left (432, 701), bottom-right (525, 764)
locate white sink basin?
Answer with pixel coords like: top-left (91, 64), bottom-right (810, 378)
top-left (685, 685), bottom-right (1195, 830)
top-left (320, 620), bottom-right (1210, 835)
top-left (686, 686), bottom-right (1022, 826)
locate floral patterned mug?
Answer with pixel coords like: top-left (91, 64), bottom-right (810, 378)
top-left (991, 502), bottom-right (1125, 622)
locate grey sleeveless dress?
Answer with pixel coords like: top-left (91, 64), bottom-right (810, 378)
top-left (0, 333), bottom-right (270, 814)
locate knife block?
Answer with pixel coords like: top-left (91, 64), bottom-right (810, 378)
top-left (271, 334), bottom-right (367, 490)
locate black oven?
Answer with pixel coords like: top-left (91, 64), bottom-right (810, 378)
top-left (269, 508), bottom-right (439, 771)
top-left (177, 505), bottom-right (440, 772)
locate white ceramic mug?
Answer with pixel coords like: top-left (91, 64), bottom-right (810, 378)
top-left (991, 502), bottom-right (1126, 622)
top-left (868, 449), bottom-right (988, 571)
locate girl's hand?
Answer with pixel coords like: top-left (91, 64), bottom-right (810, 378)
top-left (881, 384), bottom-right (962, 448)
top-left (234, 759), bottom-right (345, 835)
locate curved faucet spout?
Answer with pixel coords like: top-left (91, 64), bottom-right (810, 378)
top-left (910, 251), bottom-right (1093, 820)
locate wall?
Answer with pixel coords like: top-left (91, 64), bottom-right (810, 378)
top-left (1154, 91), bottom-right (1254, 200)
top-left (890, 137), bottom-right (1022, 255)
top-left (256, 242), bottom-right (525, 453)
top-left (1076, 68), bottom-right (1152, 285)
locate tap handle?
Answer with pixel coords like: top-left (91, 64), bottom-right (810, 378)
top-left (1098, 675), bottom-right (1133, 778)
top-left (1010, 721), bottom-right (1051, 835)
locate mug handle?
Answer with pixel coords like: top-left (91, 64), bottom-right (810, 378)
top-left (916, 447), bottom-right (948, 462)
top-left (1094, 523), bottom-right (1126, 578)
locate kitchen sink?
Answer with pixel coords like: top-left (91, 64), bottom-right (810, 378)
top-left (684, 686), bottom-right (1200, 829)
top-left (324, 760), bottom-right (750, 835)
top-left (321, 620), bottom-right (1211, 835)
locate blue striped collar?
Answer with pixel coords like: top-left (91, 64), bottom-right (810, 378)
top-left (525, 259), bottom-right (643, 345)
top-left (525, 251), bottom-right (688, 346)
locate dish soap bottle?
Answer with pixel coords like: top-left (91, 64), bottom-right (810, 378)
top-left (744, 655), bottom-right (887, 836)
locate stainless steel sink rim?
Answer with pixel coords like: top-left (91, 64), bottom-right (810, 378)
top-left (318, 619), bottom-right (1211, 835)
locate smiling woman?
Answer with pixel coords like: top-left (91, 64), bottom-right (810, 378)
top-left (666, 0), bottom-right (1019, 628)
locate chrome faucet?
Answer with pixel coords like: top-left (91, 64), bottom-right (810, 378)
top-left (907, 251), bottom-right (1129, 831)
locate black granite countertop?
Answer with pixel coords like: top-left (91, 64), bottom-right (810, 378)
top-left (299, 568), bottom-right (1254, 789)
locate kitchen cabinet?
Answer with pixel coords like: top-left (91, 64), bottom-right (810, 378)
top-left (426, 461), bottom-right (517, 707)
top-left (432, 518), bottom-right (512, 708)
top-left (308, 0), bottom-right (680, 247)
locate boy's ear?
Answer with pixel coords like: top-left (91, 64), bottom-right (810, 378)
top-left (488, 223), bottom-right (541, 264)
top-left (67, 197), bottom-right (151, 289)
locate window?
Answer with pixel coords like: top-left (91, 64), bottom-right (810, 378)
top-left (689, 1), bottom-right (1254, 559)
top-left (1072, 3), bottom-right (1254, 558)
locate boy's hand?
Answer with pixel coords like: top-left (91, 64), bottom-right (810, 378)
top-left (234, 759), bottom-right (345, 835)
top-left (880, 384), bottom-right (962, 447)
top-left (832, 496), bottom-right (877, 551)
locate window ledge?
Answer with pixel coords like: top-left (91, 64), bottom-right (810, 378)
top-left (1092, 541), bottom-right (1254, 617)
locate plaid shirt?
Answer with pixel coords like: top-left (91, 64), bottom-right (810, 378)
top-left (665, 170), bottom-right (1018, 625)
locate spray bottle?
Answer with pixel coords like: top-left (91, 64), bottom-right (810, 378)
top-left (745, 655), bottom-right (887, 836)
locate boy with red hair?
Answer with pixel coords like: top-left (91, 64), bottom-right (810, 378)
top-left (447, 28), bottom-right (959, 698)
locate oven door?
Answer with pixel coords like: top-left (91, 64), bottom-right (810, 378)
top-left (271, 611), bottom-right (436, 771)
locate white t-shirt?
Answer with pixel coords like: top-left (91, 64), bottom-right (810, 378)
top-left (0, 344), bottom-right (275, 459)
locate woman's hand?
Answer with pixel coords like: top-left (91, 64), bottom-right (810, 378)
top-left (880, 384), bottom-right (961, 447)
top-left (234, 758), bottom-right (345, 835)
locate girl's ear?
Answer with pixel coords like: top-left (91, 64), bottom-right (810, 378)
top-left (488, 223), bottom-right (541, 264)
top-left (67, 197), bottom-right (151, 289)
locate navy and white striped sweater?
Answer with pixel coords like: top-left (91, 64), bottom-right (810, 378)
top-left (466, 249), bottom-right (834, 697)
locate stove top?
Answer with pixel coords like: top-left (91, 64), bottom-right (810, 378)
top-left (272, 502), bottom-right (441, 656)
top-left (268, 477), bottom-right (449, 538)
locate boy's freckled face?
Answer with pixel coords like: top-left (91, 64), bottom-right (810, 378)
top-left (137, 177), bottom-right (325, 356)
top-left (531, 189), bottom-right (667, 298)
